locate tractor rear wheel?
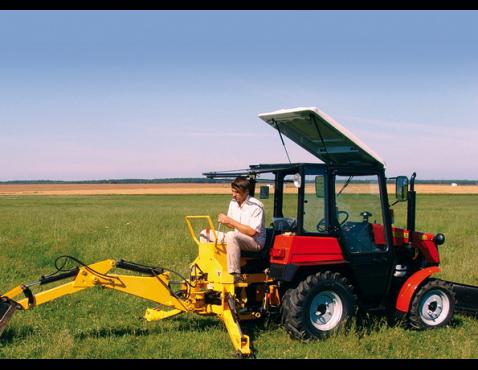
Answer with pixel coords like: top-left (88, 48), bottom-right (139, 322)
top-left (282, 271), bottom-right (357, 340)
top-left (408, 279), bottom-right (455, 330)
top-left (280, 288), bottom-right (293, 325)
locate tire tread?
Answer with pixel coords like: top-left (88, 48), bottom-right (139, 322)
top-left (408, 279), bottom-right (455, 330)
top-left (282, 271), bottom-right (357, 340)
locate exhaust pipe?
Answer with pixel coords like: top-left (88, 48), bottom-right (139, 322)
top-left (0, 297), bottom-right (20, 336)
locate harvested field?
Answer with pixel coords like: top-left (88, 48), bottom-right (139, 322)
top-left (397, 184), bottom-right (478, 194)
top-left (0, 183), bottom-right (233, 195)
top-left (0, 183), bottom-right (477, 195)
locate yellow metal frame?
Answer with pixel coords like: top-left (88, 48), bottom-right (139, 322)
top-left (3, 260), bottom-right (191, 312)
top-left (1, 215), bottom-right (278, 357)
top-left (185, 215), bottom-right (218, 246)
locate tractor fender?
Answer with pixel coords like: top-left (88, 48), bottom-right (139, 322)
top-left (395, 266), bottom-right (441, 314)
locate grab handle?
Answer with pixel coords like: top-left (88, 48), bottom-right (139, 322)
top-left (185, 215), bottom-right (218, 246)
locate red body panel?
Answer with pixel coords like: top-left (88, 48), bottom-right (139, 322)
top-left (371, 224), bottom-right (409, 246)
top-left (395, 266), bottom-right (441, 313)
top-left (410, 233), bottom-right (440, 264)
top-left (269, 235), bottom-right (345, 265)
top-left (371, 224), bottom-right (440, 264)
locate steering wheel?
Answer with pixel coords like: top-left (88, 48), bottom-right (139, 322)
top-left (337, 210), bottom-right (349, 225)
top-left (316, 210), bottom-right (349, 232)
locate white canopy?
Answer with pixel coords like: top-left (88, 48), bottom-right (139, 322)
top-left (258, 107), bottom-right (385, 168)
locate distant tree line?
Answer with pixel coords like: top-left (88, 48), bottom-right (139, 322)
top-left (1, 178), bottom-right (477, 185)
top-left (389, 179), bottom-right (478, 185)
top-left (0, 178), bottom-right (231, 184)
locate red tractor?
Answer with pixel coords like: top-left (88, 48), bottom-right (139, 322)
top-left (205, 107), bottom-right (478, 339)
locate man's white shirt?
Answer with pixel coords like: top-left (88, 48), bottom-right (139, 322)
top-left (227, 195), bottom-right (266, 247)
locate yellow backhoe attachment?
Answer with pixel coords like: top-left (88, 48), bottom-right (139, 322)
top-left (0, 216), bottom-right (277, 357)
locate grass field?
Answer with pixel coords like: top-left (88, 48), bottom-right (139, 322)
top-left (0, 194), bottom-right (477, 359)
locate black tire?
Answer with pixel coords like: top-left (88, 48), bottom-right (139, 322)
top-left (408, 279), bottom-right (455, 330)
top-left (282, 271), bottom-right (357, 340)
top-left (280, 288), bottom-right (293, 325)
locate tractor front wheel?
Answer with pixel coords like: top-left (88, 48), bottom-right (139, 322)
top-left (282, 271), bottom-right (356, 340)
top-left (408, 279), bottom-right (455, 330)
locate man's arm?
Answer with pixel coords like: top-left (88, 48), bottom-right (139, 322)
top-left (218, 213), bottom-right (257, 237)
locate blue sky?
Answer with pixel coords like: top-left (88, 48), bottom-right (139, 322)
top-left (1, 10), bottom-right (477, 181)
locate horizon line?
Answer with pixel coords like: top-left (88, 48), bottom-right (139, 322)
top-left (1, 178), bottom-right (478, 184)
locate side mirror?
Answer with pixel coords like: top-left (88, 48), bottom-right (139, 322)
top-left (395, 176), bottom-right (409, 201)
top-left (315, 176), bottom-right (325, 198)
top-left (259, 185), bottom-right (269, 199)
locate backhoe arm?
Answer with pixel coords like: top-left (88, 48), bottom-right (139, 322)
top-left (0, 258), bottom-right (191, 336)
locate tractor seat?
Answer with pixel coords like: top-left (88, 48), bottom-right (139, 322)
top-left (242, 227), bottom-right (275, 259)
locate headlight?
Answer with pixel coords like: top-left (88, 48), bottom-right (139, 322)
top-left (434, 233), bottom-right (445, 245)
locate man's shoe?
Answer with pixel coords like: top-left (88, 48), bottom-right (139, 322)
top-left (232, 273), bottom-right (245, 283)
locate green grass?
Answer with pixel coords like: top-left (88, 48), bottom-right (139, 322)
top-left (0, 194), bottom-right (477, 358)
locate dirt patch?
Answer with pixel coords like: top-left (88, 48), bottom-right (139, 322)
top-left (1, 183), bottom-right (477, 196)
top-left (387, 184), bottom-right (478, 194)
top-left (0, 183), bottom-right (233, 195)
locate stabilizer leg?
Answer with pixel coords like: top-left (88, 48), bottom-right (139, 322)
top-left (221, 293), bottom-right (252, 357)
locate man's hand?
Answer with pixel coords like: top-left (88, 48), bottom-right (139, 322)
top-left (218, 213), bottom-right (257, 237)
top-left (218, 213), bottom-right (232, 227)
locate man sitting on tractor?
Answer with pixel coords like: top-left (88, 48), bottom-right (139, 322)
top-left (200, 176), bottom-right (266, 282)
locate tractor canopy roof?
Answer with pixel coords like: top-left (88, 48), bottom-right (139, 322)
top-left (203, 162), bottom-right (380, 180)
top-left (203, 163), bottom-right (312, 180)
top-left (258, 107), bottom-right (385, 169)
top-left (203, 163), bottom-right (384, 180)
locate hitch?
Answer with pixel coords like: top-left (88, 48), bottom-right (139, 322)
top-left (0, 297), bottom-right (21, 336)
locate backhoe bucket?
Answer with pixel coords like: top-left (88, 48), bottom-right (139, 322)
top-left (0, 297), bottom-right (19, 336)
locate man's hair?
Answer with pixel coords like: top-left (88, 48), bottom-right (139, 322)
top-left (231, 176), bottom-right (250, 193)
